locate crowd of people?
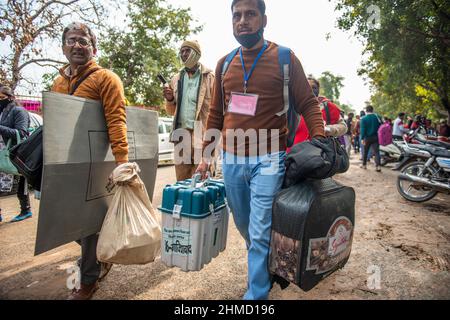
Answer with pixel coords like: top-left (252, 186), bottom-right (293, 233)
top-left (335, 109), bottom-right (450, 173)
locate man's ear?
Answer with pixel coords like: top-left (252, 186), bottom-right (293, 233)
top-left (93, 47), bottom-right (98, 56)
top-left (263, 15), bottom-right (267, 28)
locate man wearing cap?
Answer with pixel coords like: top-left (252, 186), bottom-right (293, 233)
top-left (0, 85), bottom-right (31, 222)
top-left (51, 22), bottom-right (128, 300)
top-left (163, 40), bottom-right (215, 181)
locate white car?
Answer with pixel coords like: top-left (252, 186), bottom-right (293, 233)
top-left (158, 117), bottom-right (174, 165)
top-left (28, 112), bottom-right (43, 133)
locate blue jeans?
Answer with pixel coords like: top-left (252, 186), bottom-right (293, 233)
top-left (222, 151), bottom-right (286, 300)
top-left (360, 136), bottom-right (372, 160)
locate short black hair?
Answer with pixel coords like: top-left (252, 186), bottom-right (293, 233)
top-left (398, 112), bottom-right (405, 118)
top-left (231, 0), bottom-right (266, 15)
top-left (366, 105), bottom-right (374, 113)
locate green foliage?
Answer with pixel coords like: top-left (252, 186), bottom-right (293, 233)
top-left (42, 71), bottom-right (59, 91)
top-left (98, 0), bottom-right (202, 111)
top-left (318, 71), bottom-right (345, 102)
top-left (333, 0), bottom-right (450, 123)
top-left (311, 71), bottom-right (355, 114)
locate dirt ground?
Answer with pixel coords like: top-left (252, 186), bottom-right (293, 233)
top-left (0, 155), bottom-right (449, 300)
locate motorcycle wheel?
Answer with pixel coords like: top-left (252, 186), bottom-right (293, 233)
top-left (396, 161), bottom-right (438, 202)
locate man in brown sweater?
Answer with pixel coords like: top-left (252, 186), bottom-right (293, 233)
top-left (197, 0), bottom-right (325, 299)
top-left (52, 22), bottom-right (128, 300)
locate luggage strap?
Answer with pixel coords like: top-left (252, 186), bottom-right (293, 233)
top-left (69, 67), bottom-right (103, 95)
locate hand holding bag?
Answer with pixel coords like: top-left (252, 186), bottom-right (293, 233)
top-left (0, 130), bottom-right (21, 175)
top-left (283, 137), bottom-right (349, 188)
top-left (97, 162), bottom-right (162, 265)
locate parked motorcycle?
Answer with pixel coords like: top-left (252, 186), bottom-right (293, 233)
top-left (397, 142), bottom-right (450, 202)
top-left (392, 126), bottom-right (448, 171)
top-left (380, 140), bottom-right (404, 166)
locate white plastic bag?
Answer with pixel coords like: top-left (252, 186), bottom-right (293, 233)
top-left (97, 162), bottom-right (161, 265)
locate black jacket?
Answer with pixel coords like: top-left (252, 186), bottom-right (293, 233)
top-left (0, 101), bottom-right (30, 144)
top-left (283, 137), bottom-right (350, 188)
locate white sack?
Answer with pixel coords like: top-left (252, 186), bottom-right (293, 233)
top-left (97, 162), bottom-right (161, 265)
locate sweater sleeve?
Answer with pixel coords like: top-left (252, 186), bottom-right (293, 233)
top-left (165, 75), bottom-right (178, 116)
top-left (289, 53), bottom-right (325, 139)
top-left (360, 118), bottom-right (366, 140)
top-left (202, 57), bottom-right (226, 154)
top-left (99, 70), bottom-right (129, 163)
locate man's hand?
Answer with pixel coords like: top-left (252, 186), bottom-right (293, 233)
top-left (361, 139), bottom-right (366, 146)
top-left (115, 161), bottom-right (127, 167)
top-left (195, 158), bottom-right (211, 180)
top-left (163, 86), bottom-right (174, 102)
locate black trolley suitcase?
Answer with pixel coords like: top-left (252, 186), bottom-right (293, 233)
top-left (269, 178), bottom-right (355, 291)
top-left (9, 126), bottom-right (43, 191)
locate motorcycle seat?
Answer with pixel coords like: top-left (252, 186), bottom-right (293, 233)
top-left (409, 144), bottom-right (449, 157)
top-left (433, 148), bottom-right (450, 158)
top-left (426, 140), bottom-right (450, 149)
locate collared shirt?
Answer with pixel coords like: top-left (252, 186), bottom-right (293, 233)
top-left (393, 118), bottom-right (408, 136)
top-left (178, 69), bottom-right (201, 130)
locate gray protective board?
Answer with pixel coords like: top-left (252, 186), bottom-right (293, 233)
top-left (35, 92), bottom-right (158, 255)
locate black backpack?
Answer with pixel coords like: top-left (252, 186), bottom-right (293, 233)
top-left (9, 126), bottom-right (43, 191)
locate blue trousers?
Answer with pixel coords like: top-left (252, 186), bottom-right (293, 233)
top-left (222, 151), bottom-right (286, 300)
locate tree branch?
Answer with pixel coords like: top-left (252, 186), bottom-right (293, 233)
top-left (30, 0), bottom-right (80, 22)
top-left (430, 0), bottom-right (450, 21)
top-left (18, 58), bottom-right (65, 72)
top-left (400, 25), bottom-right (450, 44)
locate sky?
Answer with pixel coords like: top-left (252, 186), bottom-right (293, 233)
top-left (7, 0), bottom-right (372, 113)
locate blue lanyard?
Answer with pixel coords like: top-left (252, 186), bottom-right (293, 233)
top-left (239, 41), bottom-right (268, 93)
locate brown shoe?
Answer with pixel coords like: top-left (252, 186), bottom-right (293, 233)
top-left (67, 281), bottom-right (99, 300)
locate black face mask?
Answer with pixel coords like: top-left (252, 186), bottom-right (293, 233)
top-left (312, 87), bottom-right (320, 97)
top-left (234, 27), bottom-right (264, 49)
top-left (0, 99), bottom-right (10, 111)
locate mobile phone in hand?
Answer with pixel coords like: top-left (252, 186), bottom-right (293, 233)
top-left (157, 74), bottom-right (167, 85)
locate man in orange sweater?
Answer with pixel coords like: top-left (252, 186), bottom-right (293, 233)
top-left (197, 0), bottom-right (325, 299)
top-left (51, 22), bottom-right (128, 300)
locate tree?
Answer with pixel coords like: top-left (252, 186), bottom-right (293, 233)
top-left (318, 71), bottom-right (345, 102)
top-left (311, 71), bottom-right (355, 114)
top-left (99, 0), bottom-right (202, 109)
top-left (333, 0), bottom-right (450, 124)
top-left (0, 0), bottom-right (106, 91)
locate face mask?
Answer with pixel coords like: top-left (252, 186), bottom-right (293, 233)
top-left (234, 28), bottom-right (264, 49)
top-left (312, 87), bottom-right (320, 97)
top-left (181, 50), bottom-right (201, 70)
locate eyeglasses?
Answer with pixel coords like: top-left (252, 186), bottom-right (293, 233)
top-left (65, 38), bottom-right (91, 48)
